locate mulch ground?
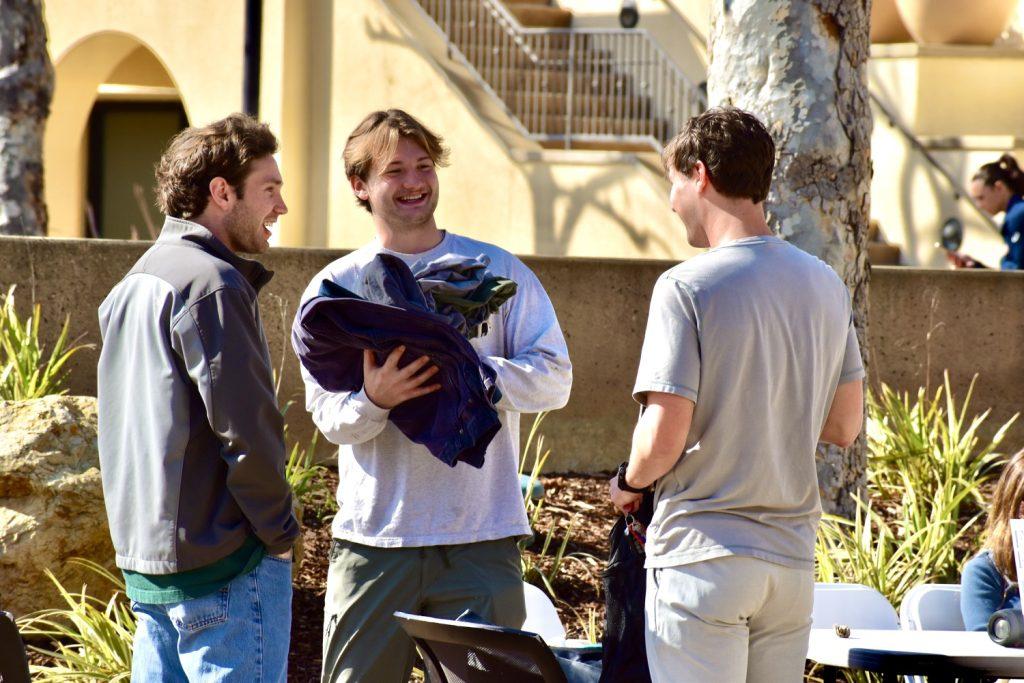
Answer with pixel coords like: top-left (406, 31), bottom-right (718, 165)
top-left (287, 469), bottom-right (617, 682)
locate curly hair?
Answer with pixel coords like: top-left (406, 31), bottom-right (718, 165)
top-left (662, 107), bottom-right (776, 204)
top-left (155, 113), bottom-right (278, 219)
top-left (343, 109), bottom-right (449, 213)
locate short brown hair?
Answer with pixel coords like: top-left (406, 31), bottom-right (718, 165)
top-left (155, 113), bottom-right (278, 219)
top-left (984, 449), bottom-right (1024, 582)
top-left (343, 109), bottom-right (450, 213)
top-left (662, 107), bottom-right (776, 204)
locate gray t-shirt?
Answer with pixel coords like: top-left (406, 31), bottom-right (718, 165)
top-left (633, 235), bottom-right (864, 570)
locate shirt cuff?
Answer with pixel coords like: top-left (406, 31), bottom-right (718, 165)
top-left (633, 381), bottom-right (698, 405)
top-left (350, 386), bottom-right (390, 421)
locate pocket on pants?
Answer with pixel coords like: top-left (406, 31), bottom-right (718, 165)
top-left (170, 586), bottom-right (231, 634)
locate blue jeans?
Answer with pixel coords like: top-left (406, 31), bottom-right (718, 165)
top-left (130, 554), bottom-right (292, 682)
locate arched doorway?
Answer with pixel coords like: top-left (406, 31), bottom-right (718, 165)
top-left (46, 33), bottom-right (188, 239)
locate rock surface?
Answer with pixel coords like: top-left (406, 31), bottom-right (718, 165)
top-left (0, 396), bottom-right (117, 617)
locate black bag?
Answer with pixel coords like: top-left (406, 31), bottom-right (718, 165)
top-left (599, 491), bottom-right (653, 683)
top-left (0, 607), bottom-right (31, 683)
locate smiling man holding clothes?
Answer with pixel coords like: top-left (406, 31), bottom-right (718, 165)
top-left (609, 107), bottom-right (865, 682)
top-left (298, 109), bottom-right (572, 683)
top-left (97, 114), bottom-right (298, 682)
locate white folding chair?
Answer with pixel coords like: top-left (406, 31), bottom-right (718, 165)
top-left (899, 583), bottom-right (964, 632)
top-left (898, 586), bottom-right (966, 683)
top-left (812, 582), bottom-right (901, 630)
top-left (521, 581), bottom-right (567, 644)
top-left (811, 583), bottom-right (901, 683)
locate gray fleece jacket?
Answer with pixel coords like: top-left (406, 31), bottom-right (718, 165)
top-left (97, 217), bottom-right (298, 574)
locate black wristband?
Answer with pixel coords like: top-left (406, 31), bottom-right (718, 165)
top-left (617, 462), bottom-right (648, 494)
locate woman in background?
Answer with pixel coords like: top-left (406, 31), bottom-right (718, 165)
top-left (961, 449), bottom-right (1024, 631)
top-left (948, 154), bottom-right (1024, 269)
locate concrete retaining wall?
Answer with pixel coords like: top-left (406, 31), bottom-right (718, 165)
top-left (2, 235), bottom-right (1021, 471)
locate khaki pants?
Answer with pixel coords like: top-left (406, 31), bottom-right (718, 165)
top-left (321, 537), bottom-right (525, 683)
top-left (645, 555), bottom-right (813, 683)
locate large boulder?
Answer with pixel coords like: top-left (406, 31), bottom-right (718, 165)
top-left (0, 396), bottom-right (117, 617)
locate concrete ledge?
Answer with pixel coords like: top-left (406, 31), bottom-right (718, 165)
top-left (1, 236), bottom-right (1021, 471)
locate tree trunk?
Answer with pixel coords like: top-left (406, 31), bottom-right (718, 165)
top-left (0, 0), bottom-right (54, 236)
top-left (707, 0), bottom-right (872, 518)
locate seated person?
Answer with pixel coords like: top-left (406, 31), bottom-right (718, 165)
top-left (961, 449), bottom-right (1024, 631)
top-left (948, 154), bottom-right (1024, 270)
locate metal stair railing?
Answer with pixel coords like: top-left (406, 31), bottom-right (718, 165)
top-left (412, 0), bottom-right (707, 151)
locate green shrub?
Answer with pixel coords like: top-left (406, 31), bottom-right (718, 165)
top-left (815, 374), bottom-right (1017, 608)
top-left (17, 559), bottom-right (135, 682)
top-left (517, 413), bottom-right (600, 617)
top-left (0, 285), bottom-right (91, 401)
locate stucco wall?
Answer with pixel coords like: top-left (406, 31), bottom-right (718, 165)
top-left (2, 236), bottom-right (1022, 472)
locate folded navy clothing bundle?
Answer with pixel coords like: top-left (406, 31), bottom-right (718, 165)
top-left (291, 253), bottom-right (503, 468)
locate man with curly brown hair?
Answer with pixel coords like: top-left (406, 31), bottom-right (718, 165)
top-left (97, 113), bottom-right (298, 682)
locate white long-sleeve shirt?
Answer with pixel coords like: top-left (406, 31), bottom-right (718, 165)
top-left (297, 231), bottom-right (572, 547)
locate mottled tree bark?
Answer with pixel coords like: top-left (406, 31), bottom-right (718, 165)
top-left (0, 0), bottom-right (54, 235)
top-left (707, 0), bottom-right (872, 518)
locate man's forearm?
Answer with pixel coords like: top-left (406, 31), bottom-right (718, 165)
top-left (625, 410), bottom-right (680, 488)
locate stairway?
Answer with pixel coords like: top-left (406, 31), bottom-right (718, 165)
top-left (416, 0), bottom-right (702, 151)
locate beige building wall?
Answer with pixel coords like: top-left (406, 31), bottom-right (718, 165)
top-left (43, 0), bottom-right (248, 238)
top-left (41, 0), bottom-right (701, 260)
top-left (40, 0), bottom-right (1024, 264)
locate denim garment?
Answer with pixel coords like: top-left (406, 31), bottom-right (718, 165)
top-left (961, 549), bottom-right (1021, 631)
top-left (1000, 194), bottom-right (1024, 270)
top-left (412, 253), bottom-right (517, 339)
top-left (292, 254), bottom-right (502, 468)
top-left (129, 554), bottom-right (292, 682)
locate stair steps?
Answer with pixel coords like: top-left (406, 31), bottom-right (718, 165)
top-left (417, 0), bottom-right (700, 150)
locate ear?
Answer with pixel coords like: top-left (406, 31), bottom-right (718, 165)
top-left (208, 177), bottom-right (234, 211)
top-left (692, 161), bottom-right (709, 193)
top-left (350, 175), bottom-right (370, 202)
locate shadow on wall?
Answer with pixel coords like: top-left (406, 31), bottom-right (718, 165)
top-left (527, 162), bottom-right (676, 257)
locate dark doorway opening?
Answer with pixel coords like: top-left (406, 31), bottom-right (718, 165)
top-left (86, 101), bottom-right (188, 240)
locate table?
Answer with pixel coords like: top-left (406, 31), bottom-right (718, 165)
top-left (807, 628), bottom-right (1024, 682)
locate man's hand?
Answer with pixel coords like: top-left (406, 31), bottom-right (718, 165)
top-left (609, 475), bottom-right (642, 514)
top-left (362, 346), bottom-right (441, 409)
top-left (272, 549), bottom-right (293, 560)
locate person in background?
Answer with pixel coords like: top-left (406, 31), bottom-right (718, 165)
top-left (948, 154), bottom-right (1024, 269)
top-left (961, 449), bottom-right (1024, 631)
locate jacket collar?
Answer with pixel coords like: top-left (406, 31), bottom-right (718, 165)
top-left (1008, 194), bottom-right (1024, 214)
top-left (157, 216), bottom-right (274, 291)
